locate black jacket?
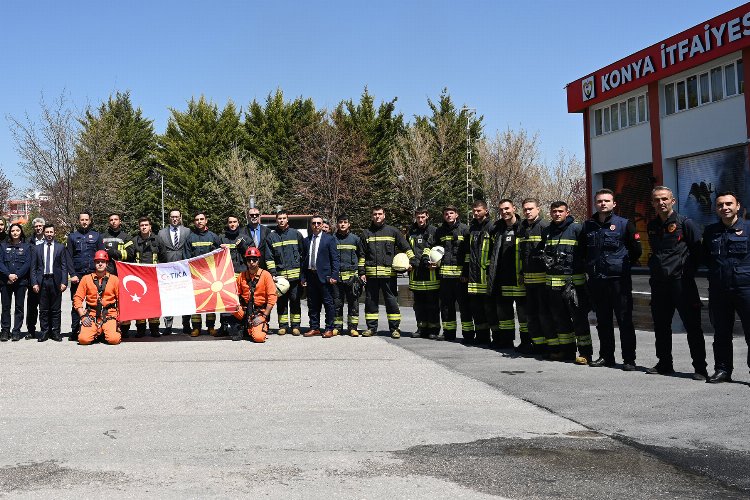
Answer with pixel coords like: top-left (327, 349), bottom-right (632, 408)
top-left (487, 217), bottom-right (524, 296)
top-left (647, 211), bottom-right (701, 281)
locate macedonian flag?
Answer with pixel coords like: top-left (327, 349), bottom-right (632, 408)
top-left (116, 248), bottom-right (240, 322)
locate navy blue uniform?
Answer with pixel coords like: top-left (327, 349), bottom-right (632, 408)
top-left (0, 241), bottom-right (33, 340)
top-left (66, 227), bottom-right (104, 339)
top-left (703, 218), bottom-right (750, 375)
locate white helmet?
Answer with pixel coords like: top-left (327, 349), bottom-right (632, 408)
top-left (274, 276), bottom-right (290, 296)
top-left (428, 246), bottom-right (445, 265)
top-left (392, 253), bottom-right (410, 273)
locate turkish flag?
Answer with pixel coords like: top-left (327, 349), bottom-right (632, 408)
top-left (117, 264), bottom-right (161, 321)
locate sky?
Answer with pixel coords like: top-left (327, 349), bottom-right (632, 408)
top-left (0, 0), bottom-right (745, 195)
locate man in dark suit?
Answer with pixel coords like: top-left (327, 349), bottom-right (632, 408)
top-left (156, 209), bottom-right (192, 334)
top-left (243, 206), bottom-right (271, 268)
top-left (302, 215), bottom-right (340, 338)
top-left (32, 224), bottom-right (68, 342)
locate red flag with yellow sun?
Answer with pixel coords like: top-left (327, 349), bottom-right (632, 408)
top-left (190, 248), bottom-right (240, 313)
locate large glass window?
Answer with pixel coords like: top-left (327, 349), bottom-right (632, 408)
top-left (627, 97), bottom-right (637, 125)
top-left (664, 58), bottom-right (743, 115)
top-left (738, 59), bottom-right (744, 93)
top-left (726, 64), bottom-right (737, 96)
top-left (594, 109), bottom-right (602, 136)
top-left (603, 107), bottom-right (610, 133)
top-left (711, 67), bottom-right (724, 101)
top-left (638, 95), bottom-right (647, 121)
top-left (687, 75), bottom-right (698, 108)
top-left (610, 104), bottom-right (619, 131)
top-left (699, 72), bottom-right (710, 105)
top-left (593, 92), bottom-right (649, 137)
top-left (676, 81), bottom-right (687, 111)
top-left (665, 83), bottom-right (675, 115)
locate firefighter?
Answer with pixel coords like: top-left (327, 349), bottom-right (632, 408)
top-left (646, 186), bottom-right (707, 380)
top-left (264, 210), bottom-right (305, 336)
top-left (463, 200), bottom-right (494, 345)
top-left (333, 214), bottom-right (365, 336)
top-left (73, 250), bottom-right (121, 345)
top-left (433, 205), bottom-right (471, 341)
top-left (361, 205), bottom-right (416, 339)
top-left (231, 247), bottom-right (277, 343)
top-left (220, 214), bottom-right (252, 334)
top-left (66, 211), bottom-right (104, 342)
top-left (542, 201), bottom-right (592, 364)
top-left (581, 189), bottom-right (642, 370)
top-left (487, 199), bottom-right (529, 352)
top-left (408, 208), bottom-right (439, 338)
top-left (130, 216), bottom-right (163, 338)
top-left (703, 191), bottom-right (750, 383)
top-left (184, 210), bottom-right (222, 337)
top-left (102, 212), bottom-right (134, 337)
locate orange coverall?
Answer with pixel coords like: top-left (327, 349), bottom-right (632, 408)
top-left (233, 269), bottom-right (277, 342)
top-left (73, 272), bottom-right (121, 345)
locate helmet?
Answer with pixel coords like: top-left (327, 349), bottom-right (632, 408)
top-left (274, 276), bottom-right (290, 296)
top-left (94, 250), bottom-right (109, 262)
top-left (392, 253), bottom-right (410, 273)
top-left (428, 246), bottom-right (445, 265)
top-left (245, 247), bottom-right (262, 259)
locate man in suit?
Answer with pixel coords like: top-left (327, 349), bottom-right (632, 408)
top-left (243, 206), bottom-right (271, 268)
top-left (302, 215), bottom-right (340, 338)
top-left (25, 217), bottom-right (46, 339)
top-left (32, 224), bottom-right (68, 342)
top-left (156, 209), bottom-right (192, 335)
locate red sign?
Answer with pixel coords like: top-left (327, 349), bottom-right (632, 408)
top-left (567, 3), bottom-right (750, 112)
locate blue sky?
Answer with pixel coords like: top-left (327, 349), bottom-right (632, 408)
top-left (0, 0), bottom-right (744, 194)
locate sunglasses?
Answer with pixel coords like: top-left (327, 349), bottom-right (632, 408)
top-left (246, 257), bottom-right (260, 262)
top-left (311, 221), bottom-right (323, 226)
top-left (249, 213), bottom-right (260, 217)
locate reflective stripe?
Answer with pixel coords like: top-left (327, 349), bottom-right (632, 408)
top-left (545, 239), bottom-right (578, 246)
top-left (524, 272), bottom-right (546, 284)
top-left (365, 313), bottom-right (379, 320)
top-left (266, 261), bottom-right (277, 269)
top-left (192, 242), bottom-right (213, 247)
top-left (577, 335), bottom-right (593, 346)
top-left (281, 269), bottom-right (301, 279)
top-left (442, 321), bottom-right (457, 329)
top-left (272, 240), bottom-right (300, 247)
top-left (337, 244), bottom-right (357, 250)
top-left (366, 236), bottom-right (396, 243)
top-left (386, 314), bottom-right (401, 320)
top-left (531, 336), bottom-right (546, 345)
top-left (467, 283), bottom-right (487, 294)
top-left (439, 265), bottom-right (462, 277)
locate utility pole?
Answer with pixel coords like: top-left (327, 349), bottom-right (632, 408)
top-left (461, 106), bottom-right (476, 222)
top-left (161, 175), bottom-right (165, 229)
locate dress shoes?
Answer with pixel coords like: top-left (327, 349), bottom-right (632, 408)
top-left (707, 370), bottom-right (732, 383)
top-left (0, 331), bottom-right (9, 341)
top-left (304, 329), bottom-right (321, 337)
top-left (589, 357), bottom-right (615, 368)
top-left (11, 332), bottom-right (22, 341)
top-left (51, 334), bottom-right (63, 342)
top-left (322, 330), bottom-right (334, 338)
top-left (692, 371), bottom-right (708, 381)
top-left (37, 334), bottom-right (48, 342)
top-left (646, 364), bottom-right (674, 375)
top-left (622, 363), bottom-right (637, 371)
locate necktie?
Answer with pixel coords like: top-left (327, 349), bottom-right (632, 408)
top-left (310, 235), bottom-right (318, 270)
top-left (45, 243), bottom-right (52, 274)
top-left (173, 228), bottom-right (179, 247)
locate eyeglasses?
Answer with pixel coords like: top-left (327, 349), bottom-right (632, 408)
top-left (311, 221), bottom-right (323, 226)
top-left (246, 257), bottom-right (260, 262)
top-left (249, 214), bottom-right (260, 217)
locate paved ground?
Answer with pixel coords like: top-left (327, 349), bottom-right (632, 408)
top-left (0, 283), bottom-right (747, 498)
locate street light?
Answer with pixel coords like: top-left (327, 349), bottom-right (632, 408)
top-left (461, 106), bottom-right (477, 222)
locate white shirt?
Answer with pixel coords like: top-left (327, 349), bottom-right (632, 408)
top-left (43, 241), bottom-right (55, 274)
top-left (309, 234), bottom-right (321, 270)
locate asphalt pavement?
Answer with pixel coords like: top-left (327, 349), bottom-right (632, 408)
top-left (0, 282), bottom-right (747, 498)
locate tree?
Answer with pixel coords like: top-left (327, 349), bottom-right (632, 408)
top-left (0, 168), bottom-right (12, 217)
top-left (157, 96), bottom-right (246, 223)
top-left (541, 151), bottom-right (588, 219)
top-left (8, 92), bottom-right (79, 231)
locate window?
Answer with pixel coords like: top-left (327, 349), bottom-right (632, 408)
top-left (593, 92), bottom-right (648, 136)
top-left (638, 94), bottom-right (647, 121)
top-left (619, 102), bottom-right (627, 127)
top-left (594, 108), bottom-right (602, 136)
top-left (610, 104), bottom-right (619, 131)
top-left (627, 97), bottom-right (637, 125)
top-left (664, 58), bottom-right (743, 115)
top-left (603, 107), bottom-right (610, 133)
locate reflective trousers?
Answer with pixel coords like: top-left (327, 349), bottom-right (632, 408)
top-left (413, 289), bottom-right (440, 336)
top-left (276, 280), bottom-right (302, 329)
top-left (439, 278), bottom-right (471, 341)
top-left (333, 281), bottom-right (360, 331)
top-left (365, 277), bottom-right (400, 332)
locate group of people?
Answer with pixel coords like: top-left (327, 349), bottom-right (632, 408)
top-left (0, 186), bottom-right (748, 384)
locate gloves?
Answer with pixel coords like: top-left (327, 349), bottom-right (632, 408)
top-left (81, 315), bottom-right (93, 327)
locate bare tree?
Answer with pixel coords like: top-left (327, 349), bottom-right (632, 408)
top-left (8, 93), bottom-right (78, 231)
top-left (541, 151), bottom-right (587, 218)
top-left (211, 146), bottom-right (279, 222)
top-left (0, 168), bottom-right (12, 216)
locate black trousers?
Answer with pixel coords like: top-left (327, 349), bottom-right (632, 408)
top-left (467, 293), bottom-right (492, 343)
top-left (708, 286), bottom-right (750, 374)
top-left (365, 277), bottom-right (400, 332)
top-left (525, 284), bottom-right (552, 351)
top-left (650, 277), bottom-right (707, 372)
top-left (69, 280), bottom-right (81, 336)
top-left (333, 281), bottom-right (359, 330)
top-left (1, 283), bottom-right (27, 334)
top-left (26, 285), bottom-right (40, 335)
top-left (413, 289), bottom-right (440, 335)
top-left (306, 271), bottom-right (335, 330)
top-left (588, 276), bottom-right (636, 364)
top-left (496, 294), bottom-right (529, 346)
top-left (39, 279), bottom-right (62, 339)
top-left (276, 280), bottom-right (302, 328)
top-left (546, 285), bottom-right (593, 356)
top-left (439, 278), bottom-right (471, 340)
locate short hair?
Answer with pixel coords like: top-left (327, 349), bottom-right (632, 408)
top-left (498, 198), bottom-right (514, 206)
top-left (79, 210), bottom-right (93, 220)
top-left (43, 223), bottom-right (55, 231)
top-left (8, 223), bottom-right (25, 240)
top-left (108, 212), bottom-right (122, 219)
top-left (371, 205), bottom-right (385, 213)
top-left (442, 205), bottom-right (459, 213)
top-left (138, 216), bottom-right (152, 225)
top-left (550, 201), bottom-right (569, 210)
top-left (336, 213), bottom-right (349, 222)
top-left (168, 208), bottom-right (181, 216)
top-left (192, 210), bottom-right (207, 219)
top-left (32, 217), bottom-right (46, 226)
top-left (275, 210), bottom-right (288, 218)
top-left (310, 213), bottom-right (324, 222)
top-left (595, 188), bottom-right (615, 199)
top-left (226, 214), bottom-right (240, 222)
top-left (414, 207), bottom-right (428, 215)
top-left (716, 190), bottom-right (741, 204)
top-left (521, 198), bottom-right (540, 207)
top-left (471, 200), bottom-right (488, 209)
top-left (651, 186), bottom-right (674, 198)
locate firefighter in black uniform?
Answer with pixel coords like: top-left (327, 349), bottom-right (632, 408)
top-left (433, 205), bottom-right (471, 341)
top-left (646, 186), bottom-right (707, 379)
top-left (581, 189), bottom-right (642, 371)
top-left (102, 213), bottom-right (134, 337)
top-left (184, 210), bottom-right (222, 337)
top-left (463, 200), bottom-right (494, 345)
top-left (542, 201), bottom-right (592, 363)
top-left (487, 199), bottom-right (529, 352)
top-left (219, 214), bottom-right (252, 334)
top-left (702, 191), bottom-right (750, 383)
top-left (408, 208), bottom-right (439, 338)
top-left (333, 214), bottom-right (365, 336)
top-left (264, 210), bottom-right (305, 335)
top-left (518, 198), bottom-right (552, 357)
top-left (130, 216), bottom-right (163, 337)
top-left (361, 205), bottom-right (416, 339)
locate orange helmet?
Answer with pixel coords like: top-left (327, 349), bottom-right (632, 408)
top-left (94, 250), bottom-right (109, 262)
top-left (245, 247), bottom-right (262, 259)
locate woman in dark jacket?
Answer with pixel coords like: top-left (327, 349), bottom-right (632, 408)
top-left (0, 223), bottom-right (32, 341)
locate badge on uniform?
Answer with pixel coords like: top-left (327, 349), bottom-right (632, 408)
top-left (634, 233), bottom-right (640, 240)
top-left (667, 222), bottom-right (677, 233)
top-left (609, 224), bottom-right (616, 231)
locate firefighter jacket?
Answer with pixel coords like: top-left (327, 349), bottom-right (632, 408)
top-left (264, 226), bottom-right (305, 281)
top-left (581, 212), bottom-right (642, 279)
top-left (433, 221), bottom-right (469, 279)
top-left (0, 240), bottom-right (32, 286)
top-left (184, 228), bottom-right (221, 259)
top-left (361, 223), bottom-right (416, 278)
top-left (335, 231), bottom-right (365, 281)
top-left (487, 217), bottom-right (524, 297)
top-left (542, 215), bottom-right (586, 288)
top-left (408, 223), bottom-right (438, 291)
top-left (222, 227), bottom-right (252, 274)
top-left (66, 226), bottom-right (104, 277)
top-left (646, 211), bottom-right (701, 282)
top-left (132, 232), bottom-right (161, 264)
top-left (518, 216), bottom-right (549, 286)
top-left (464, 217), bottom-right (492, 295)
top-left (102, 227), bottom-right (133, 275)
top-left (703, 218), bottom-right (750, 291)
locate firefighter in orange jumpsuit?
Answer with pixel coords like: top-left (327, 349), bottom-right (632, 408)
top-left (232, 247), bottom-right (277, 343)
top-left (73, 250), bottom-right (121, 345)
